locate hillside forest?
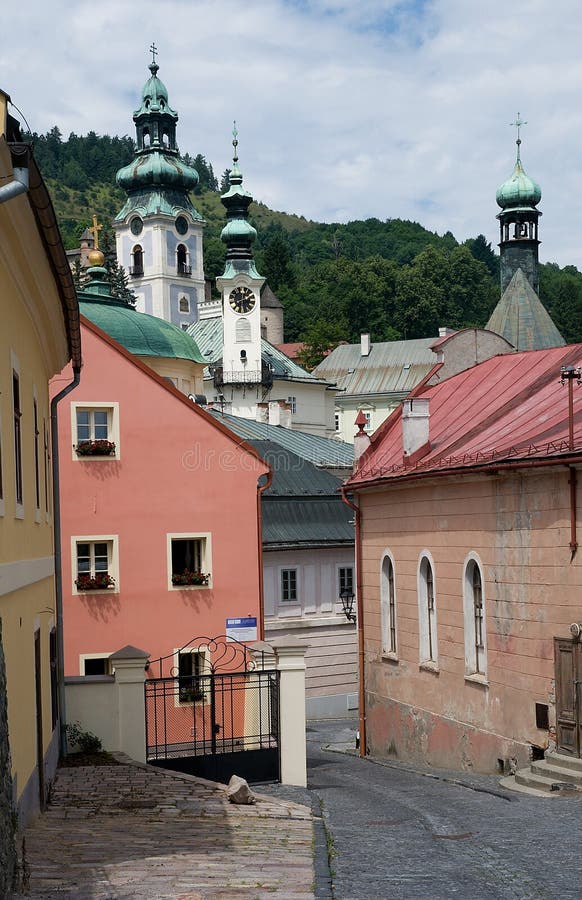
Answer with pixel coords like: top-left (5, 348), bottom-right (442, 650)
top-left (28, 127), bottom-right (582, 365)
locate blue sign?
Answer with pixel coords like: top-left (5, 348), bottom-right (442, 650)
top-left (226, 617), bottom-right (258, 642)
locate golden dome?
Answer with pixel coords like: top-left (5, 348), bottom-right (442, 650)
top-left (87, 249), bottom-right (105, 267)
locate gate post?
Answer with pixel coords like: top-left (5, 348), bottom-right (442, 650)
top-left (272, 639), bottom-right (308, 787)
top-left (109, 645), bottom-right (149, 763)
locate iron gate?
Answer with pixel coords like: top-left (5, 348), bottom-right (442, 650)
top-left (145, 636), bottom-right (280, 783)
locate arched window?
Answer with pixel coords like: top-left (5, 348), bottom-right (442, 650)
top-left (418, 554), bottom-right (438, 665)
top-left (143, 129), bottom-right (150, 147)
top-left (179, 295), bottom-right (190, 314)
top-left (131, 245), bottom-right (143, 277)
top-left (381, 554), bottom-right (397, 656)
top-left (177, 244), bottom-right (191, 275)
top-left (463, 556), bottom-right (487, 677)
top-left (235, 318), bottom-right (251, 342)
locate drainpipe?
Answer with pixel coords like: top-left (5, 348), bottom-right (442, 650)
top-left (341, 486), bottom-right (366, 758)
top-left (0, 165), bottom-right (28, 204)
top-left (51, 366), bottom-right (81, 757)
top-left (256, 468), bottom-right (273, 640)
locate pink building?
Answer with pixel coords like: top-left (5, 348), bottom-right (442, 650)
top-left (54, 314), bottom-right (269, 680)
top-left (346, 344), bottom-right (582, 776)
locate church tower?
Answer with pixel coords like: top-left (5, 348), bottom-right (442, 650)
top-left (496, 114), bottom-right (541, 295)
top-left (113, 47), bottom-right (205, 330)
top-left (215, 126), bottom-right (265, 398)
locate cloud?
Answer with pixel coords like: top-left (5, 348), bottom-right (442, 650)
top-left (3, 0), bottom-right (582, 266)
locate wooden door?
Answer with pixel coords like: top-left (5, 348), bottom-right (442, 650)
top-left (554, 637), bottom-right (582, 757)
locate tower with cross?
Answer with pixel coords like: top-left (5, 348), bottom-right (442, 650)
top-left (495, 112), bottom-right (542, 295)
top-left (113, 49), bottom-right (206, 328)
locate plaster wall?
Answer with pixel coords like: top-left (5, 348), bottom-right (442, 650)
top-left (359, 469), bottom-right (580, 773)
top-left (55, 324), bottom-right (269, 676)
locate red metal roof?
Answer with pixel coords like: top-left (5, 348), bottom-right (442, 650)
top-left (347, 344), bottom-right (582, 487)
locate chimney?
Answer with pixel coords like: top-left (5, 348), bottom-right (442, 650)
top-left (353, 410), bottom-right (371, 469)
top-left (361, 333), bottom-right (371, 357)
top-left (438, 326), bottom-right (455, 338)
top-left (402, 398), bottom-right (430, 462)
top-left (256, 402), bottom-right (269, 424)
top-left (268, 400), bottom-right (292, 428)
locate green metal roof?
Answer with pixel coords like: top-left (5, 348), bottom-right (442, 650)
top-left (313, 337), bottom-right (437, 395)
top-left (189, 317), bottom-right (329, 384)
top-left (79, 297), bottom-right (205, 363)
top-left (485, 268), bottom-right (565, 351)
top-left (246, 440), bottom-right (353, 549)
top-left (207, 410), bottom-right (354, 469)
top-left (496, 158), bottom-right (541, 210)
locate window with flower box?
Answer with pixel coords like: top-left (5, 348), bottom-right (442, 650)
top-left (71, 402), bottom-right (119, 459)
top-left (168, 533), bottom-right (211, 589)
top-left (72, 536), bottom-right (118, 593)
top-left (175, 647), bottom-right (210, 704)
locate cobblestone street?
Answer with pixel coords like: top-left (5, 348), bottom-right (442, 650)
top-left (303, 720), bottom-right (582, 900)
top-left (15, 757), bottom-right (314, 900)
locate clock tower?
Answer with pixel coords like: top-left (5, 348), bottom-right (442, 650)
top-left (216, 126), bottom-right (265, 395)
top-left (113, 47), bottom-right (205, 330)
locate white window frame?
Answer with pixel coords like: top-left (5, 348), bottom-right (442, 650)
top-left (11, 351), bottom-right (23, 519)
top-left (71, 534), bottom-right (119, 595)
top-left (363, 411), bottom-right (372, 432)
top-left (173, 645), bottom-right (211, 706)
top-left (381, 551), bottom-right (398, 658)
top-left (337, 564), bottom-right (354, 596)
top-left (71, 401), bottom-right (120, 461)
top-left (167, 532), bottom-right (212, 590)
top-left (280, 567), bottom-right (298, 603)
top-left (463, 552), bottom-right (488, 683)
top-left (417, 551), bottom-right (438, 668)
top-left (287, 396), bottom-right (297, 415)
top-left (33, 386), bottom-right (41, 523)
top-left (334, 411), bottom-right (341, 432)
top-left (79, 653), bottom-right (113, 676)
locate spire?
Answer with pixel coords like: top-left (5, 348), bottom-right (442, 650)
top-left (219, 122), bottom-right (259, 272)
top-left (511, 112), bottom-right (526, 164)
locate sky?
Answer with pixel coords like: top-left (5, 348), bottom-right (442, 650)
top-left (3, 0), bottom-right (582, 268)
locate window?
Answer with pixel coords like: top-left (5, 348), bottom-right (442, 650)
top-left (43, 420), bottom-right (50, 517)
top-left (418, 554), bottom-right (438, 665)
top-left (334, 412), bottom-right (341, 432)
top-left (381, 554), bottom-right (397, 656)
top-left (176, 648), bottom-right (209, 703)
top-left (177, 244), bottom-right (191, 276)
top-left (181, 322), bottom-right (190, 331)
top-left (12, 370), bottom-right (22, 507)
top-left (281, 569), bottom-right (297, 602)
top-left (168, 533), bottom-right (211, 588)
top-left (82, 656), bottom-right (111, 676)
top-left (33, 396), bottom-right (41, 516)
top-left (463, 556), bottom-right (487, 678)
top-left (130, 245), bottom-right (143, 276)
top-left (72, 403), bottom-right (119, 459)
top-left (235, 318), bottom-right (251, 342)
top-left (179, 295), bottom-right (190, 314)
top-left (338, 566), bottom-right (353, 596)
top-left (72, 536), bottom-right (118, 593)
top-left (363, 411), bottom-right (372, 431)
top-left (287, 396), bottom-right (297, 415)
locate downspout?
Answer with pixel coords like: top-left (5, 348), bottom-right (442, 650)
top-left (0, 165), bottom-right (28, 203)
top-left (256, 467), bottom-right (273, 641)
top-left (569, 466), bottom-right (578, 559)
top-left (51, 366), bottom-right (81, 757)
top-left (341, 486), bottom-right (366, 758)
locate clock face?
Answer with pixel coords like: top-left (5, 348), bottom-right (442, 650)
top-left (229, 286), bottom-right (256, 314)
top-left (130, 217), bottom-right (143, 236)
top-left (175, 215), bottom-right (189, 235)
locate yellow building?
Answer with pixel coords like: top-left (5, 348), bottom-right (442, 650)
top-left (0, 89), bottom-right (81, 833)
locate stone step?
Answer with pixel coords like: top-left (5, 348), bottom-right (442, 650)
top-left (514, 767), bottom-right (580, 794)
top-left (544, 750), bottom-right (582, 772)
top-left (499, 773), bottom-right (560, 798)
top-left (531, 759), bottom-right (582, 786)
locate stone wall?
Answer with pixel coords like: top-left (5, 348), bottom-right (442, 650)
top-left (0, 619), bottom-right (17, 896)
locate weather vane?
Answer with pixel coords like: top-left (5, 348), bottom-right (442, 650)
top-left (150, 42), bottom-right (158, 65)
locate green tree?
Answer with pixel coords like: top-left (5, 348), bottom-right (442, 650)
top-left (101, 229), bottom-right (137, 307)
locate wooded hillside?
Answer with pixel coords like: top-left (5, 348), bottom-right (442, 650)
top-left (27, 128), bottom-right (582, 355)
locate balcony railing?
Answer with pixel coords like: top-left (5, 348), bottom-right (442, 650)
top-left (178, 263), bottom-right (192, 276)
top-left (129, 266), bottom-right (144, 277)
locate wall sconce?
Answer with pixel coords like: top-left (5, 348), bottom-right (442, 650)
top-left (339, 589), bottom-right (356, 623)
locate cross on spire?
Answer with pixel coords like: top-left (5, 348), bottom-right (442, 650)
top-left (150, 42), bottom-right (158, 65)
top-left (232, 120), bottom-right (238, 164)
top-left (510, 112), bottom-right (527, 161)
top-left (89, 214), bottom-right (103, 250)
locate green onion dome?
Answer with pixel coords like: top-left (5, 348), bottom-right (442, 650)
top-left (116, 153), bottom-right (199, 192)
top-left (496, 158), bottom-right (541, 210)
